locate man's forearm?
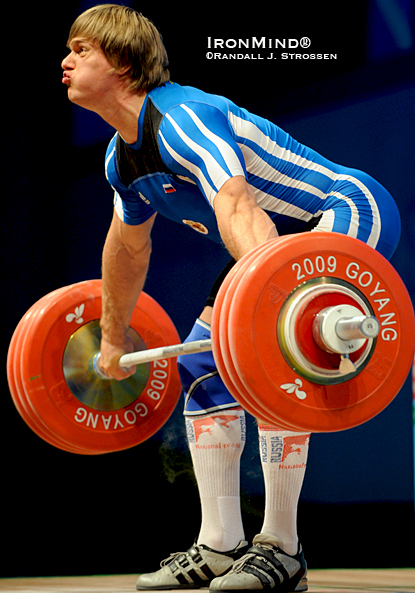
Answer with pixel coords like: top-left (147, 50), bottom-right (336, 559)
top-left (101, 242), bottom-right (149, 343)
top-left (100, 214), bottom-right (153, 345)
top-left (98, 213), bottom-right (156, 379)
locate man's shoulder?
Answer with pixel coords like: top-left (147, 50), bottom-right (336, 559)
top-left (148, 82), bottom-right (229, 116)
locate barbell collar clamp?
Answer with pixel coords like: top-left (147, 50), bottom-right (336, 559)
top-left (313, 304), bottom-right (379, 355)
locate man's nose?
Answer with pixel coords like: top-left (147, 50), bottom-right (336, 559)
top-left (61, 51), bottom-right (75, 70)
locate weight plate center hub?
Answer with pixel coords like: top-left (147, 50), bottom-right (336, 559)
top-left (62, 320), bottom-right (150, 412)
top-left (277, 277), bottom-right (376, 385)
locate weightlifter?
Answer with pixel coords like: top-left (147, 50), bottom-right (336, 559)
top-left (62, 5), bottom-right (401, 592)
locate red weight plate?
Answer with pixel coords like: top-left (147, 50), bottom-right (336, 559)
top-left (8, 286), bottom-right (93, 454)
top-left (7, 298), bottom-right (64, 448)
top-left (19, 281), bottom-right (179, 453)
top-left (22, 288), bottom-right (101, 454)
top-left (212, 245), bottom-right (274, 421)
top-left (8, 299), bottom-right (43, 422)
top-left (213, 238), bottom-right (301, 429)
top-left (227, 238), bottom-right (310, 430)
top-left (19, 280), bottom-right (181, 453)
top-left (8, 289), bottom-right (67, 448)
top-left (125, 290), bottom-right (182, 447)
top-left (229, 233), bottom-right (415, 432)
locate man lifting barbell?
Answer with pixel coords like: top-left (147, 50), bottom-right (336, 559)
top-left (61, 5), bottom-right (402, 592)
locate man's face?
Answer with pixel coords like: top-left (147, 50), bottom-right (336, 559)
top-left (61, 38), bottom-right (121, 111)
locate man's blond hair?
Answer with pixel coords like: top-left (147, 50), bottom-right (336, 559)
top-left (67, 4), bottom-right (170, 92)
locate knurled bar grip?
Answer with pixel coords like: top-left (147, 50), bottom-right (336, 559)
top-left (119, 339), bottom-right (212, 366)
top-left (93, 339), bottom-right (213, 378)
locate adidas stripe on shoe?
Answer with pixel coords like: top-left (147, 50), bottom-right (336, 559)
top-left (209, 534), bottom-right (307, 592)
top-left (136, 540), bottom-right (249, 590)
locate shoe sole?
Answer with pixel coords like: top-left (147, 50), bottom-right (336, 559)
top-left (209, 575), bottom-right (308, 593)
top-left (295, 576), bottom-right (308, 592)
top-left (137, 585), bottom-right (209, 591)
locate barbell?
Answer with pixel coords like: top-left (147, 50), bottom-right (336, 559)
top-left (7, 233), bottom-right (415, 454)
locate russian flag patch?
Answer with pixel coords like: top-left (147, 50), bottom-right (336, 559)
top-left (163, 183), bottom-right (176, 194)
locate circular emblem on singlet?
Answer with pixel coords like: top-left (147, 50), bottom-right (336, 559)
top-left (182, 219), bottom-right (209, 235)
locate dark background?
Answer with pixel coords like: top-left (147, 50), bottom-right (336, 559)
top-left (2, 0), bottom-right (415, 579)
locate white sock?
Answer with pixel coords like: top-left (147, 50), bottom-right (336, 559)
top-left (258, 425), bottom-right (310, 555)
top-left (185, 408), bottom-right (246, 552)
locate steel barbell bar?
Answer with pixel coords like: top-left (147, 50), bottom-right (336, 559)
top-left (94, 307), bottom-right (381, 379)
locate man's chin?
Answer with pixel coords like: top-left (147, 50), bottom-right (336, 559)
top-left (66, 90), bottom-right (93, 111)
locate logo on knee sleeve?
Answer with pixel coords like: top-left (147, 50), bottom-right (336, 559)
top-left (260, 432), bottom-right (309, 465)
top-left (186, 414), bottom-right (245, 447)
top-left (281, 434), bottom-right (310, 463)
